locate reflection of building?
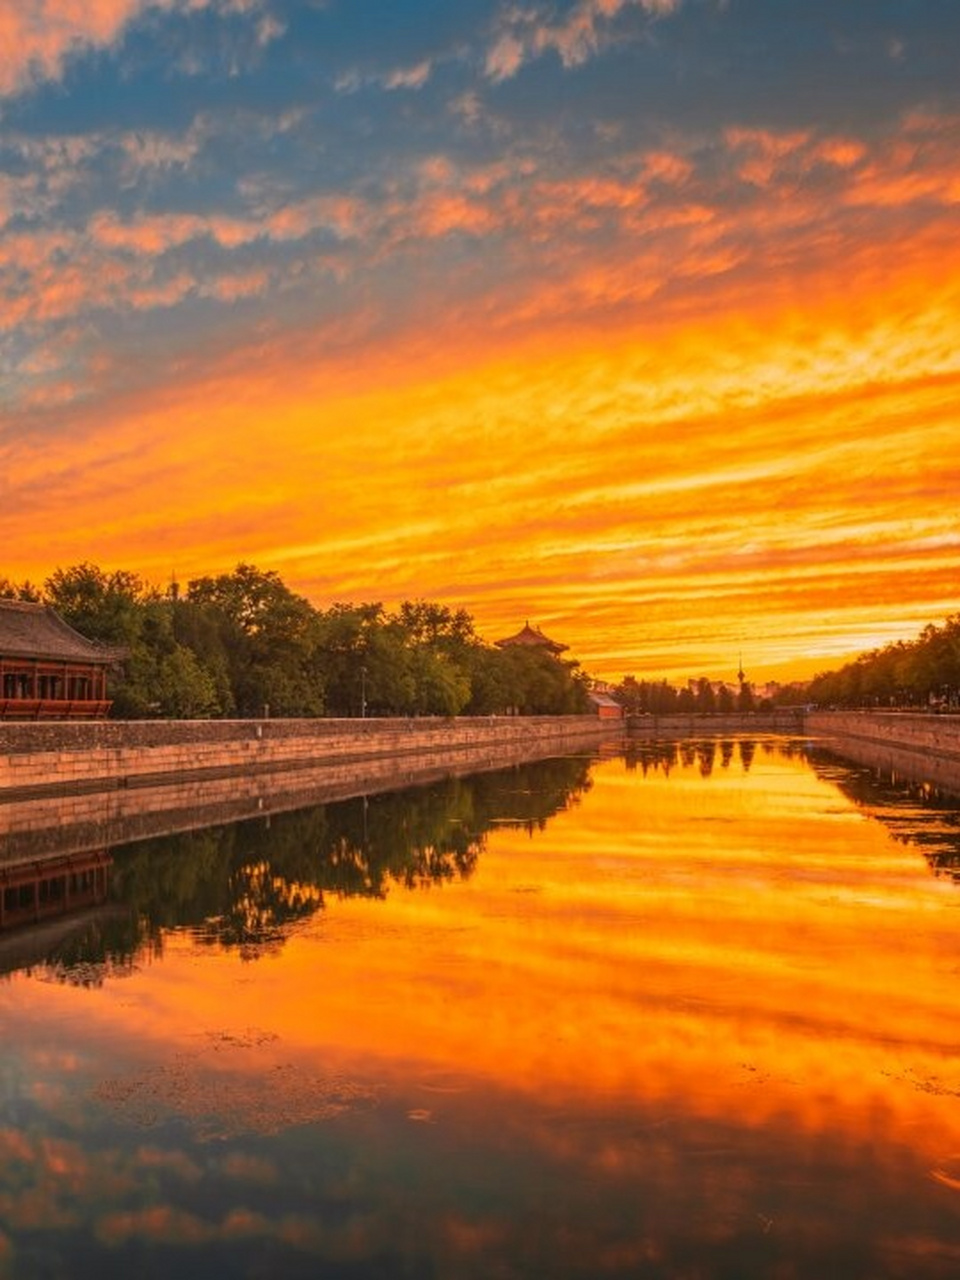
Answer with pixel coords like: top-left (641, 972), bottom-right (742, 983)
top-left (0, 850), bottom-right (111, 933)
top-left (495, 621), bottom-right (569, 656)
top-left (0, 600), bottom-right (117, 719)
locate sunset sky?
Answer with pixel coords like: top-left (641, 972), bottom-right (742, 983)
top-left (2, 1), bottom-right (959, 682)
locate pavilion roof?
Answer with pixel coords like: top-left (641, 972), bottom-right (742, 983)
top-left (587, 690), bottom-right (622, 710)
top-left (0, 600), bottom-right (121, 664)
top-left (495, 621), bottom-right (568, 655)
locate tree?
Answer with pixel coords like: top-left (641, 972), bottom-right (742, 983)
top-left (44, 562), bottom-right (145, 645)
top-left (717, 683), bottom-right (736, 713)
top-left (394, 600), bottom-right (476, 655)
top-left (0, 576), bottom-right (42, 601)
top-left (498, 646), bottom-right (590, 715)
top-left (315, 602), bottom-right (392, 715)
top-left (695, 677), bottom-right (716, 713)
top-left (187, 564), bottom-right (324, 716)
top-left (407, 648), bottom-right (471, 716)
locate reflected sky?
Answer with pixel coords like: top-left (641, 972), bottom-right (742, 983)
top-left (3, 742), bottom-right (960, 1277)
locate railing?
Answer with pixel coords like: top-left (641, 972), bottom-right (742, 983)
top-left (0, 699), bottom-right (112, 721)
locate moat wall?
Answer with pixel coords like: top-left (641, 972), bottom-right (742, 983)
top-left (0, 715), bottom-right (617, 801)
top-left (6, 708), bottom-right (960, 832)
top-left (627, 711), bottom-right (804, 735)
top-left (805, 711), bottom-right (960, 760)
top-left (805, 710), bottom-right (960, 795)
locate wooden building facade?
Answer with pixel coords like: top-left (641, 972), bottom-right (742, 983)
top-left (0, 600), bottom-right (118, 720)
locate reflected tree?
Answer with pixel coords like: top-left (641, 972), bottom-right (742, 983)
top-left (804, 746), bottom-right (960, 884)
top-left (37, 756), bottom-right (596, 973)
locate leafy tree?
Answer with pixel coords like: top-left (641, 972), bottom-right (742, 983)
top-left (44, 562), bottom-right (145, 645)
top-left (109, 597), bottom-right (224, 718)
top-left (315, 602), bottom-right (393, 715)
top-left (717, 683), bottom-right (736, 713)
top-left (394, 600), bottom-right (476, 655)
top-left (499, 646), bottom-right (590, 714)
top-left (170, 598), bottom-right (235, 715)
top-left (677, 685), bottom-right (695, 712)
top-left (462, 644), bottom-right (514, 714)
top-left (695, 677), bottom-right (716, 713)
top-left (0, 576), bottom-right (42, 601)
top-left (187, 564), bottom-right (323, 716)
top-left (407, 647), bottom-right (471, 716)
top-left (804, 614), bottom-right (960, 709)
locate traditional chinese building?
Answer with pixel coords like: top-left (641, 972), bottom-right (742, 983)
top-left (586, 688), bottom-right (624, 720)
top-left (0, 600), bottom-right (118, 720)
top-left (495, 621), bottom-right (569, 656)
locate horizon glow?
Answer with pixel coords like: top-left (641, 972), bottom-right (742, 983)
top-left (2, 1), bottom-right (959, 683)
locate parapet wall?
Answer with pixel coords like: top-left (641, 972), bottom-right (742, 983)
top-left (0, 715), bottom-right (616, 799)
top-left (805, 711), bottom-right (960, 761)
top-left (628, 710), bottom-right (804, 735)
top-left (805, 710), bottom-right (960, 796)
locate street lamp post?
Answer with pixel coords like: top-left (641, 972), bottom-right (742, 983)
top-left (360, 665), bottom-right (367, 719)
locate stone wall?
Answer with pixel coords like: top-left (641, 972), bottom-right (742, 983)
top-left (805, 711), bottom-right (960, 762)
top-left (0, 731), bottom-right (615, 864)
top-left (0, 715), bottom-right (617, 799)
top-left (628, 710), bottom-right (804, 736)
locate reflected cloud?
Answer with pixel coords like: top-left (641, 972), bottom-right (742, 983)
top-left (3, 747), bottom-right (960, 1274)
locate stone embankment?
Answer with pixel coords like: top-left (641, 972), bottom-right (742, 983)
top-left (0, 727), bottom-right (615, 864)
top-left (805, 710), bottom-right (960, 759)
top-left (0, 715), bottom-right (617, 801)
top-left (805, 710), bottom-right (960, 794)
top-left (628, 710), bottom-right (804, 735)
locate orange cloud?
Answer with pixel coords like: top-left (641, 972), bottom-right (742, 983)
top-left (3, 108), bottom-right (959, 681)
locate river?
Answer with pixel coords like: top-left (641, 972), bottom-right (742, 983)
top-left (2, 736), bottom-right (960, 1278)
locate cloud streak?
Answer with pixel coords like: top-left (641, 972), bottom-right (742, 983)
top-left (2, 1), bottom-right (959, 679)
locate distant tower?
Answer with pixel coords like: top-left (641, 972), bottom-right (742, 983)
top-left (737, 651), bottom-right (746, 686)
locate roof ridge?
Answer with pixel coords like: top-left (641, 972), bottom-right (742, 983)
top-left (0, 599), bottom-right (123, 663)
top-left (0, 598), bottom-right (45, 612)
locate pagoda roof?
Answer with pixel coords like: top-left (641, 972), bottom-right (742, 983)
top-left (0, 600), bottom-right (121, 665)
top-left (495, 621), bottom-right (568, 655)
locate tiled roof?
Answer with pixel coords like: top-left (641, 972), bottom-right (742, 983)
top-left (0, 600), bottom-right (119, 664)
top-left (587, 690), bottom-right (622, 710)
top-left (495, 621), bottom-right (568, 654)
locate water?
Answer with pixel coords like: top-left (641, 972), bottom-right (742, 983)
top-left (3, 738), bottom-right (960, 1278)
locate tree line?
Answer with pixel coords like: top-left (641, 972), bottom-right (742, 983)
top-left (802, 615), bottom-right (960, 710)
top-left (0, 562), bottom-right (590, 719)
top-left (611, 674), bottom-right (757, 715)
top-left (608, 612), bottom-right (960, 714)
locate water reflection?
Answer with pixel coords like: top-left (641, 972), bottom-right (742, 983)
top-left (625, 736), bottom-right (759, 776)
top-left (116, 754), bottom-right (591, 963)
top-left (1, 755), bottom-right (593, 979)
top-left (3, 740), bottom-right (960, 1278)
top-left (806, 743), bottom-right (960, 883)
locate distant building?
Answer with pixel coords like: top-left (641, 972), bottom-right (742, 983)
top-left (587, 688), bottom-right (624, 720)
top-left (495, 621), bottom-right (568, 656)
top-left (0, 600), bottom-right (119, 720)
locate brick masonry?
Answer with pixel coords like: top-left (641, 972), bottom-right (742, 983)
top-left (0, 715), bottom-right (616, 800)
top-left (805, 711), bottom-right (960, 760)
top-left (805, 710), bottom-right (960, 795)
